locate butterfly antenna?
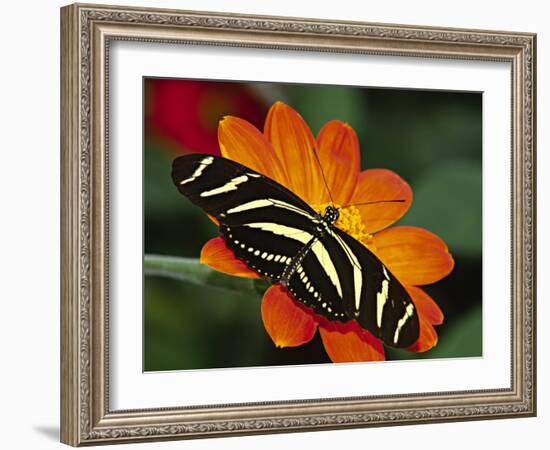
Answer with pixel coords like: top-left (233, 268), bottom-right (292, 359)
top-left (310, 145), bottom-right (335, 205)
top-left (342, 199), bottom-right (405, 208)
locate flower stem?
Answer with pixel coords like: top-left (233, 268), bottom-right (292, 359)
top-left (144, 254), bottom-right (258, 293)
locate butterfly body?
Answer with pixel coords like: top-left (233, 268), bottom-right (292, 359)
top-left (172, 154), bottom-right (419, 348)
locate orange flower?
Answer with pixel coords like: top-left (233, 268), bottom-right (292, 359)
top-left (200, 102), bottom-right (454, 362)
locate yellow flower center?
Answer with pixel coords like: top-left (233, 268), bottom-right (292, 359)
top-left (313, 203), bottom-right (374, 248)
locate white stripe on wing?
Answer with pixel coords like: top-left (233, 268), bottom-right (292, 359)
top-left (200, 175), bottom-right (250, 197)
top-left (179, 156), bottom-right (214, 185)
top-left (328, 230), bottom-right (363, 311)
top-left (226, 198), bottom-right (315, 219)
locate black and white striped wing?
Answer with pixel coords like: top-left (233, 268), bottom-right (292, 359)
top-left (287, 227), bottom-right (419, 348)
top-left (172, 154), bottom-right (320, 281)
top-left (172, 153), bottom-right (419, 348)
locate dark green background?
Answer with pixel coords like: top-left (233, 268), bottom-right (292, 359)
top-left (144, 80), bottom-right (482, 371)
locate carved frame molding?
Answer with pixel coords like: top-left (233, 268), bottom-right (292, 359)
top-left (60, 3), bottom-right (536, 446)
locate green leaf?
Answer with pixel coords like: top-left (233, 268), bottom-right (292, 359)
top-left (144, 276), bottom-right (265, 371)
top-left (359, 90), bottom-right (482, 183)
top-left (144, 145), bottom-right (181, 216)
top-left (401, 160), bottom-right (482, 257)
top-left (286, 85), bottom-right (368, 135)
top-left (144, 254), bottom-right (257, 293)
top-left (427, 305), bottom-right (482, 358)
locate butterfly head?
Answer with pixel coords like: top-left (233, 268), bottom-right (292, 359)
top-left (323, 206), bottom-right (339, 225)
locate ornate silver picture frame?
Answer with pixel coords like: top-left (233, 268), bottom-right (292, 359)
top-left (60, 3), bottom-right (536, 446)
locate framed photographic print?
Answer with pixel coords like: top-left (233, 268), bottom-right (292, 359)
top-left (60, 3), bottom-right (536, 446)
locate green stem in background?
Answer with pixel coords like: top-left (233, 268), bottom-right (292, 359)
top-left (144, 254), bottom-right (266, 294)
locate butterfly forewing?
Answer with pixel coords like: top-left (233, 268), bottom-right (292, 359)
top-left (172, 153), bottom-right (420, 349)
top-left (173, 154), bottom-right (321, 282)
top-left (172, 154), bottom-right (317, 222)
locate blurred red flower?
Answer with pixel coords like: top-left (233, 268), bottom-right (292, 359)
top-left (145, 79), bottom-right (267, 155)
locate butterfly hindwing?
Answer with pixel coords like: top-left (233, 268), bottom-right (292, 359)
top-left (220, 223), bottom-right (308, 282)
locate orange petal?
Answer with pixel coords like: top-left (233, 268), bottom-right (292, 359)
top-left (407, 317), bottom-right (438, 352)
top-left (264, 102), bottom-right (326, 204)
top-left (261, 285), bottom-right (318, 348)
top-left (316, 120), bottom-right (360, 205)
top-left (218, 116), bottom-right (289, 187)
top-left (200, 237), bottom-right (259, 279)
top-left (406, 287), bottom-right (441, 352)
top-left (372, 226), bottom-right (454, 285)
top-left (350, 169), bottom-right (413, 234)
top-left (319, 321), bottom-right (385, 363)
top-left (406, 286), bottom-right (444, 325)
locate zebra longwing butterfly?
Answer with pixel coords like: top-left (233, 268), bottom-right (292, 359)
top-left (172, 154), bottom-right (419, 348)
